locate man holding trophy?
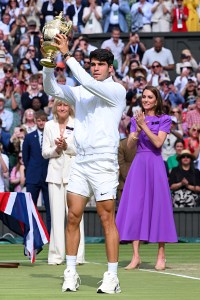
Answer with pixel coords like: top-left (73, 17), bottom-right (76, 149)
top-left (41, 14), bottom-right (126, 294)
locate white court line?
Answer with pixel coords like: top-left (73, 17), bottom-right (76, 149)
top-left (139, 268), bottom-right (200, 281)
top-left (87, 261), bottom-right (200, 281)
top-left (1, 260), bottom-right (200, 281)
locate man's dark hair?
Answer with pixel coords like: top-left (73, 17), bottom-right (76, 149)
top-left (35, 111), bottom-right (48, 121)
top-left (89, 49), bottom-right (114, 66)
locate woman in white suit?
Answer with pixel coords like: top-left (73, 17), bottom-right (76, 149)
top-left (42, 99), bottom-right (85, 265)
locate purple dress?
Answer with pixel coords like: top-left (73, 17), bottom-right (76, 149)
top-left (116, 114), bottom-right (178, 243)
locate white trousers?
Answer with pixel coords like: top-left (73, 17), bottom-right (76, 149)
top-left (48, 182), bottom-right (85, 264)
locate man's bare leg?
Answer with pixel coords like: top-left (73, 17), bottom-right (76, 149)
top-left (62, 192), bottom-right (87, 292)
top-left (96, 199), bottom-right (121, 294)
top-left (96, 199), bottom-right (119, 262)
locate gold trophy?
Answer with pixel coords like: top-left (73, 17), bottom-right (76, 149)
top-left (40, 12), bottom-right (73, 68)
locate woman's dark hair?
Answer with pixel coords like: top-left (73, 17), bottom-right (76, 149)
top-left (141, 86), bottom-right (164, 115)
top-left (174, 139), bottom-right (184, 148)
top-left (90, 49), bottom-right (114, 66)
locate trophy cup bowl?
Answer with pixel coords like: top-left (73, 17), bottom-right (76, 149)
top-left (40, 12), bottom-right (73, 68)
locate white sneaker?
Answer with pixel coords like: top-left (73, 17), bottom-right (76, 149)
top-left (62, 269), bottom-right (80, 292)
top-left (97, 271), bottom-right (121, 294)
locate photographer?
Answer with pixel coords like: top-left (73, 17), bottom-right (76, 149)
top-left (159, 77), bottom-right (185, 107)
top-left (123, 31), bottom-right (146, 62)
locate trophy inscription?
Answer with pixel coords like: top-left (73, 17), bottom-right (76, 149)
top-left (40, 12), bottom-right (73, 68)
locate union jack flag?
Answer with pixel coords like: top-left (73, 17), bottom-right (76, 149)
top-left (0, 192), bottom-right (49, 263)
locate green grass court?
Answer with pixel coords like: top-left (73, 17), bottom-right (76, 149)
top-left (0, 243), bottom-right (200, 299)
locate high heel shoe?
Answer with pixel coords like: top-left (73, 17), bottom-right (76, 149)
top-left (124, 259), bottom-right (141, 270)
top-left (155, 259), bottom-right (166, 271)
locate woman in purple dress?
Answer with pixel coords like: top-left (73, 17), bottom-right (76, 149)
top-left (116, 86), bottom-right (177, 271)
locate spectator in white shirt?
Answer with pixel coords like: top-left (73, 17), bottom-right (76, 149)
top-left (0, 92), bottom-right (13, 132)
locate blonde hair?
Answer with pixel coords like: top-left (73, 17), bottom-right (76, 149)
top-left (189, 124), bottom-right (200, 137)
top-left (52, 99), bottom-right (74, 121)
top-left (22, 108), bottom-right (36, 124)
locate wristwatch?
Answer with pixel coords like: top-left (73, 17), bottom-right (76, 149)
top-left (63, 51), bottom-right (73, 59)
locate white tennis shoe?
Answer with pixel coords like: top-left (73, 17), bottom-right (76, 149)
top-left (62, 269), bottom-right (80, 292)
top-left (97, 271), bottom-right (121, 294)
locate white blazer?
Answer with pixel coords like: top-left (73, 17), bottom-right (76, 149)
top-left (42, 116), bottom-right (76, 184)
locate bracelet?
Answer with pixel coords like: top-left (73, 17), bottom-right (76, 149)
top-left (132, 135), bottom-right (139, 141)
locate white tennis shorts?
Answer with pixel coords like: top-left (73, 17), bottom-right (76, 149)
top-left (67, 159), bottom-right (119, 201)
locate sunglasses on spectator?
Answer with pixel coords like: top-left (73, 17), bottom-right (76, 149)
top-left (5, 83), bottom-right (13, 86)
top-left (182, 155), bottom-right (191, 159)
top-left (28, 49), bottom-right (35, 52)
top-left (172, 111), bottom-right (180, 114)
top-left (192, 128), bottom-right (200, 132)
top-left (55, 67), bottom-right (64, 71)
top-left (4, 69), bottom-right (13, 73)
top-left (152, 64), bottom-right (160, 68)
top-left (18, 156), bottom-right (22, 159)
top-left (84, 61), bottom-right (90, 64)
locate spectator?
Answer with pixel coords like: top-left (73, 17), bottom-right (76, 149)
top-left (121, 58), bottom-right (140, 90)
top-left (42, 99), bottom-right (85, 265)
top-left (130, 0), bottom-right (152, 33)
top-left (162, 115), bottom-right (183, 161)
top-left (5, 0), bottom-right (21, 26)
top-left (26, 19), bottom-right (41, 53)
top-left (183, 0), bottom-right (199, 32)
top-left (21, 74), bottom-right (48, 110)
top-left (169, 149), bottom-right (200, 207)
top-left (147, 61), bottom-right (169, 87)
top-left (0, 92), bottom-right (13, 132)
top-left (31, 96), bottom-right (44, 113)
top-left (10, 14), bottom-right (29, 46)
top-left (0, 118), bottom-right (11, 153)
top-left (1, 78), bottom-right (22, 134)
top-left (101, 27), bottom-right (124, 75)
top-left (142, 37), bottom-right (175, 71)
top-left (170, 106), bottom-right (184, 133)
top-left (0, 64), bottom-right (20, 93)
top-left (176, 49), bottom-right (198, 75)
top-left (0, 142), bottom-right (9, 191)
top-left (77, 36), bottom-right (97, 56)
top-left (102, 0), bottom-right (130, 33)
top-left (159, 77), bottom-right (185, 107)
top-left (22, 111), bottom-right (51, 234)
top-left (24, 45), bottom-right (42, 74)
top-left (0, 50), bottom-right (6, 79)
top-left (9, 151), bottom-right (25, 192)
top-left (23, 0), bottom-right (42, 29)
top-left (186, 96), bottom-right (200, 130)
top-left (66, 0), bottom-right (85, 33)
top-left (0, 29), bottom-right (10, 52)
top-left (0, 12), bottom-right (10, 39)
top-left (7, 125), bottom-right (26, 171)
top-left (40, 0), bottom-right (63, 30)
top-left (174, 61), bottom-right (196, 94)
top-left (22, 108), bottom-right (37, 133)
top-left (13, 33), bottom-right (30, 60)
top-left (184, 124), bottom-right (200, 154)
top-left (181, 78), bottom-right (197, 109)
top-left (117, 122), bottom-right (136, 202)
top-left (123, 32), bottom-right (146, 62)
top-left (151, 0), bottom-right (172, 32)
top-left (167, 139), bottom-right (184, 172)
top-left (16, 58), bottom-right (33, 94)
top-left (171, 0), bottom-right (189, 32)
top-left (82, 0), bottom-right (103, 34)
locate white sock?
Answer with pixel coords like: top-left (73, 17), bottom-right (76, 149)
top-left (108, 262), bottom-right (118, 276)
top-left (66, 255), bottom-right (76, 273)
